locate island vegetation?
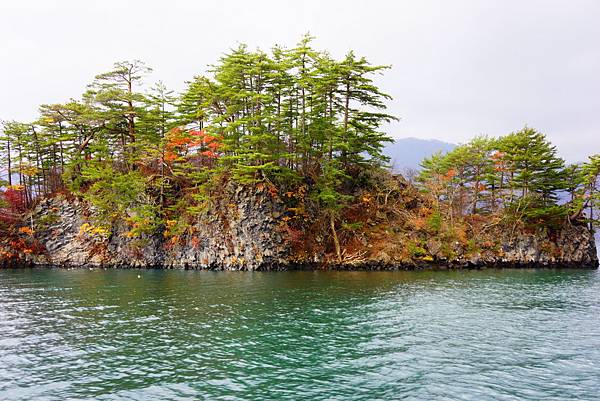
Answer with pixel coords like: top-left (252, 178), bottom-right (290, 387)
top-left (1, 37), bottom-right (599, 267)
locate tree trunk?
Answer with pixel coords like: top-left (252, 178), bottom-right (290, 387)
top-left (590, 191), bottom-right (594, 232)
top-left (328, 91), bottom-right (334, 161)
top-left (58, 122), bottom-right (65, 170)
top-left (6, 139), bottom-right (11, 186)
top-left (31, 126), bottom-right (44, 196)
top-left (343, 81), bottom-right (350, 165)
top-left (472, 178), bottom-right (480, 214)
top-left (17, 143), bottom-right (23, 186)
top-left (330, 214), bottom-right (342, 263)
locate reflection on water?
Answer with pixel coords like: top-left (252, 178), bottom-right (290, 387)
top-left (1, 269), bottom-right (599, 400)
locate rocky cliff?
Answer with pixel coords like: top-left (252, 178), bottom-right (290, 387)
top-left (1, 182), bottom-right (598, 270)
top-left (16, 184), bottom-right (290, 269)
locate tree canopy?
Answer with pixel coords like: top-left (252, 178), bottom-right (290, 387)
top-left (417, 128), bottom-right (598, 229)
top-left (0, 37), bottom-right (396, 241)
top-left (0, 38), bottom-right (598, 261)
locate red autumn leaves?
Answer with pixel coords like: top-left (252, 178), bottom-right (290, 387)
top-left (164, 128), bottom-right (222, 163)
top-left (1, 186), bottom-right (27, 227)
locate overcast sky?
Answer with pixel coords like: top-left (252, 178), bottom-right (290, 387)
top-left (1, 0), bottom-right (598, 161)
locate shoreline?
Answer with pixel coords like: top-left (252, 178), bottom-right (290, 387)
top-left (3, 260), bottom-right (598, 271)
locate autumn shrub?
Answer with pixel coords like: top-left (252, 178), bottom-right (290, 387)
top-left (437, 240), bottom-right (457, 259)
top-left (426, 211), bottom-right (442, 233)
top-left (466, 239), bottom-right (480, 255)
top-left (406, 240), bottom-right (428, 258)
top-left (0, 186), bottom-right (27, 231)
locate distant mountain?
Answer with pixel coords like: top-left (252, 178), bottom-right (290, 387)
top-left (383, 137), bottom-right (456, 171)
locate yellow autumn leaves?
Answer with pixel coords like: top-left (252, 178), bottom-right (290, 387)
top-left (79, 223), bottom-right (110, 238)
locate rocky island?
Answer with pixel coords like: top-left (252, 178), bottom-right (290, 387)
top-left (1, 38), bottom-right (599, 270)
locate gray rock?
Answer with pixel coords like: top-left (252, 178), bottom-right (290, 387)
top-left (3, 184), bottom-right (598, 270)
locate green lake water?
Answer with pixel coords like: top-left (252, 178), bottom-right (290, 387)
top-left (1, 268), bottom-right (599, 400)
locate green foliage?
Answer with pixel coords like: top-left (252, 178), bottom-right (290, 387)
top-left (341, 221), bottom-right (364, 231)
top-left (0, 37), bottom-right (398, 238)
top-left (407, 241), bottom-right (428, 258)
top-left (439, 242), bottom-right (456, 260)
top-left (81, 166), bottom-right (159, 236)
top-left (313, 160), bottom-right (353, 213)
top-left (504, 196), bottom-right (568, 228)
top-left (2, 36), bottom-right (597, 249)
top-left (497, 127), bottom-right (566, 203)
top-left (416, 128), bottom-right (577, 227)
top-left (426, 211), bottom-right (442, 233)
top-left (578, 154), bottom-right (600, 228)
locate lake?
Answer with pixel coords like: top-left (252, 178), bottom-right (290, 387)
top-left (1, 268), bottom-right (599, 400)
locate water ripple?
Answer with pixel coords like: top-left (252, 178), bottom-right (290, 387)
top-left (0, 269), bottom-right (599, 400)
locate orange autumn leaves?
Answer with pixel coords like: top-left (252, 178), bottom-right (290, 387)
top-left (164, 128), bottom-right (222, 163)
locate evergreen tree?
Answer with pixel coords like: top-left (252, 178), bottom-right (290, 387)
top-left (579, 155), bottom-right (600, 229)
top-left (314, 160), bottom-right (353, 262)
top-left (0, 121), bottom-right (13, 186)
top-left (496, 127), bottom-right (566, 204)
top-left (1, 122), bottom-right (31, 196)
top-left (332, 51), bottom-right (396, 167)
top-left (139, 81), bottom-right (177, 207)
top-left (178, 76), bottom-right (213, 130)
top-left (86, 60), bottom-right (152, 166)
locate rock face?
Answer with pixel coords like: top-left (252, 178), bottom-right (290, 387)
top-left (3, 185), bottom-right (598, 270)
top-left (24, 184), bottom-right (291, 270)
top-left (445, 225), bottom-right (598, 269)
top-left (498, 226), bottom-right (598, 268)
top-left (326, 225), bottom-right (598, 271)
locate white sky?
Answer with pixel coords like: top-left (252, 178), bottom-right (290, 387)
top-left (1, 0), bottom-right (598, 161)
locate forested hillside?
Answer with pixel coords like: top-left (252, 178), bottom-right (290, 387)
top-left (1, 37), bottom-right (599, 267)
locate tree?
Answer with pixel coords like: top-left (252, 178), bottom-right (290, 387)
top-left (1, 121), bottom-right (34, 204)
top-left (333, 51), bottom-right (396, 168)
top-left (0, 185), bottom-right (27, 233)
top-left (87, 60), bottom-right (152, 165)
top-left (37, 104), bottom-right (72, 192)
top-left (563, 163), bottom-right (583, 202)
top-left (138, 81), bottom-right (177, 206)
top-left (0, 120), bottom-right (13, 186)
top-left (578, 155), bottom-right (600, 230)
top-left (418, 151), bottom-right (452, 210)
top-left (418, 137), bottom-right (494, 219)
top-left (178, 76), bottom-right (214, 130)
top-left (496, 127), bottom-right (566, 204)
top-left (314, 160), bottom-right (353, 262)
top-left (0, 38), bottom-right (399, 244)
top-left (417, 130), bottom-right (571, 226)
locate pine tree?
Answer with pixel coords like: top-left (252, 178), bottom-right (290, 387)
top-left (138, 81), bottom-right (177, 207)
top-left (1, 122), bottom-right (30, 197)
top-left (497, 127), bottom-right (566, 205)
top-left (0, 38), bottom-right (401, 240)
top-left (333, 51), bottom-right (396, 168)
top-left (579, 155), bottom-right (600, 229)
top-left (314, 159), bottom-right (353, 262)
top-left (87, 60), bottom-right (152, 166)
top-left (0, 121), bottom-right (13, 186)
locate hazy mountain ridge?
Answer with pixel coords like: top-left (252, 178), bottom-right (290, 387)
top-left (384, 137), bottom-right (456, 171)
